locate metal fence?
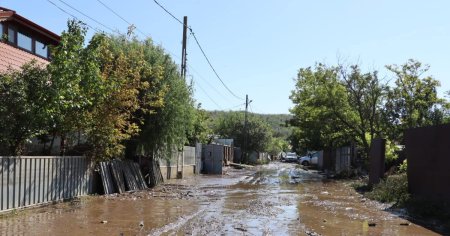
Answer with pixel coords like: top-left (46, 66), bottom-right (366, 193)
top-left (159, 146), bottom-right (197, 167)
top-left (335, 147), bottom-right (351, 173)
top-left (0, 156), bottom-right (92, 212)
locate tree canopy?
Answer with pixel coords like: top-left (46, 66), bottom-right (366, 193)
top-left (0, 20), bottom-right (202, 160)
top-left (213, 111), bottom-right (273, 154)
top-left (289, 59), bottom-right (448, 158)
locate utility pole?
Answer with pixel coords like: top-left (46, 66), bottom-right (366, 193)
top-left (178, 16), bottom-right (188, 178)
top-left (243, 94), bottom-right (252, 163)
top-left (180, 16), bottom-right (188, 80)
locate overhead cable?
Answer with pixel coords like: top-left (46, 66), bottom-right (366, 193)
top-left (153, 0), bottom-right (244, 101)
top-left (46, 0), bottom-right (100, 32)
top-left (187, 64), bottom-right (231, 102)
top-left (188, 74), bottom-right (222, 109)
top-left (95, 0), bottom-right (152, 41)
top-left (56, 0), bottom-right (116, 32)
top-left (94, 0), bottom-right (186, 62)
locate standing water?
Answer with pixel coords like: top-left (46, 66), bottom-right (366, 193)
top-left (0, 162), bottom-right (442, 235)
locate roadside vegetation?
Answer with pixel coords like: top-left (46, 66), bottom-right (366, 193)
top-left (289, 59), bottom-right (450, 222)
top-left (210, 111), bottom-right (289, 161)
top-left (0, 20), bottom-right (287, 163)
top-left (289, 60), bottom-right (449, 159)
top-left (0, 20), bottom-right (207, 160)
top-left (352, 174), bottom-right (450, 229)
top-left (209, 111), bottom-right (291, 158)
top-left (289, 59), bottom-right (449, 168)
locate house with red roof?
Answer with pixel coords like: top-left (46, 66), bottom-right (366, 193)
top-left (0, 6), bottom-right (60, 71)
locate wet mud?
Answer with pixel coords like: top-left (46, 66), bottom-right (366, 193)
top-left (0, 162), bottom-right (442, 235)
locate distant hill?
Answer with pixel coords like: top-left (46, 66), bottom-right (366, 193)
top-left (208, 111), bottom-right (293, 139)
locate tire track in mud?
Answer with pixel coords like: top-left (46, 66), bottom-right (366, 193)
top-left (151, 163), bottom-right (309, 235)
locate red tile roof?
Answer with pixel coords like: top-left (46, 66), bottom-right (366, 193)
top-left (0, 42), bottom-right (49, 72)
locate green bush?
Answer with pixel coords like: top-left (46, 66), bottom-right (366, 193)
top-left (366, 174), bottom-right (410, 206)
top-left (398, 159), bottom-right (407, 173)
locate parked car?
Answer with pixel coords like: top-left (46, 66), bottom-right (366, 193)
top-left (299, 152), bottom-right (319, 166)
top-left (284, 152), bottom-right (298, 162)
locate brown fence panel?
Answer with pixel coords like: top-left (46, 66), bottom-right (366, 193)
top-left (405, 124), bottom-right (450, 204)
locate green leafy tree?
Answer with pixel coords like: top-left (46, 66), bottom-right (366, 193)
top-left (338, 65), bottom-right (386, 156)
top-left (47, 20), bottom-right (103, 155)
top-left (289, 64), bottom-right (352, 152)
top-left (290, 63), bottom-right (387, 158)
top-left (267, 137), bottom-right (289, 156)
top-left (384, 59), bottom-right (446, 142)
top-left (0, 62), bottom-right (52, 155)
top-left (188, 104), bottom-right (213, 145)
top-left (213, 111), bottom-right (273, 153)
top-left (118, 38), bottom-right (196, 158)
top-left (83, 34), bottom-right (150, 160)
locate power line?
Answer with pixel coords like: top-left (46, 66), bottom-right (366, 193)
top-left (96, 0), bottom-right (241, 104)
top-left (50, 0), bottom-right (227, 111)
top-left (153, 0), bottom-right (244, 101)
top-left (94, 0), bottom-right (152, 42)
top-left (55, 0), bottom-right (116, 33)
top-left (46, 0), bottom-right (100, 32)
top-left (153, 0), bottom-right (184, 25)
top-left (93, 0), bottom-right (184, 62)
top-left (95, 0), bottom-right (132, 25)
top-left (190, 32), bottom-right (244, 100)
top-left (188, 74), bottom-right (222, 110)
top-left (228, 103), bottom-right (246, 110)
top-left (186, 64), bottom-right (231, 102)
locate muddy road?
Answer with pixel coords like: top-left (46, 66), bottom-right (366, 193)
top-left (0, 162), bottom-right (442, 235)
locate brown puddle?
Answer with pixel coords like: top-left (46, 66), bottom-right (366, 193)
top-left (296, 181), bottom-right (442, 236)
top-left (0, 162), bottom-right (445, 236)
top-left (0, 196), bottom-right (199, 235)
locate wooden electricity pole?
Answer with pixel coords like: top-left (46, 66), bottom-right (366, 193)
top-left (178, 16), bottom-right (188, 178)
top-left (180, 16), bottom-right (188, 80)
top-left (243, 94), bottom-right (252, 163)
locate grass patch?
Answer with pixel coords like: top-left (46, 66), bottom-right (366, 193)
top-left (351, 180), bottom-right (373, 193)
top-left (351, 174), bottom-right (450, 230)
top-left (366, 174), bottom-right (410, 207)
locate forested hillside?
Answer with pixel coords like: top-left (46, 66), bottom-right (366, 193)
top-left (208, 111), bottom-right (293, 139)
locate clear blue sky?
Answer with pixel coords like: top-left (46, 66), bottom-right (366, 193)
top-left (2, 0), bottom-right (450, 114)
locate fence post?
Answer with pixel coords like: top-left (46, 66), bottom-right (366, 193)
top-left (369, 138), bottom-right (386, 185)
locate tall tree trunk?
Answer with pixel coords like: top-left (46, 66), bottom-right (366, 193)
top-left (46, 133), bottom-right (56, 155)
top-left (60, 134), bottom-right (66, 156)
